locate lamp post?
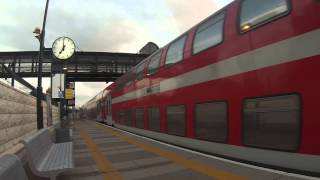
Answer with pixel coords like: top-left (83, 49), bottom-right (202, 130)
top-left (36, 0), bottom-right (50, 130)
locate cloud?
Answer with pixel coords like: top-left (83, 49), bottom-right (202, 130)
top-left (0, 0), bottom-right (44, 51)
top-left (0, 0), bottom-right (156, 107)
top-left (81, 82), bottom-right (107, 91)
top-left (165, 0), bottom-right (218, 32)
top-left (82, 17), bottom-right (152, 53)
top-left (0, 0), bottom-right (153, 53)
top-left (75, 16), bottom-right (149, 53)
top-left (46, 9), bottom-right (153, 52)
top-left (0, 0), bottom-right (224, 107)
top-left (75, 82), bottom-right (106, 106)
top-left (0, 0), bottom-right (220, 52)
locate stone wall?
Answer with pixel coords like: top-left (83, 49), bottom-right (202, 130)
top-left (0, 82), bottom-right (59, 154)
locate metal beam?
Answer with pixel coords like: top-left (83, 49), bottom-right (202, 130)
top-left (0, 51), bottom-right (148, 81)
top-left (1, 63), bottom-right (36, 92)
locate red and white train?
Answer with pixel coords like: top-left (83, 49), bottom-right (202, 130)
top-left (82, 0), bottom-right (320, 175)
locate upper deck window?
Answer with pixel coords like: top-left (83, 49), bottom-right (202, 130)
top-left (165, 36), bottom-right (187, 65)
top-left (123, 72), bottom-right (133, 87)
top-left (193, 12), bottom-right (225, 54)
top-left (147, 50), bottom-right (162, 75)
top-left (240, 0), bottom-right (289, 32)
top-left (116, 75), bottom-right (129, 90)
top-left (136, 62), bottom-right (145, 80)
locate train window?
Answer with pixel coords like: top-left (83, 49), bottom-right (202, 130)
top-left (243, 94), bottom-right (300, 151)
top-left (124, 73), bottom-right (133, 87)
top-left (147, 50), bottom-right (162, 75)
top-left (136, 108), bottom-right (144, 129)
top-left (119, 111), bottom-right (125, 125)
top-left (239, 0), bottom-right (289, 32)
top-left (126, 110), bottom-right (133, 126)
top-left (195, 101), bottom-right (227, 142)
top-left (166, 105), bottom-right (186, 136)
top-left (136, 62), bottom-right (145, 81)
top-left (165, 36), bottom-right (187, 65)
top-left (148, 107), bottom-right (161, 132)
top-left (193, 12), bottom-right (225, 54)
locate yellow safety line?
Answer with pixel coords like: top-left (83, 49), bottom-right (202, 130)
top-left (95, 123), bottom-right (249, 180)
top-left (79, 127), bottom-right (123, 180)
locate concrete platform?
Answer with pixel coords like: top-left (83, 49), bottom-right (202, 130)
top-left (53, 120), bottom-right (318, 180)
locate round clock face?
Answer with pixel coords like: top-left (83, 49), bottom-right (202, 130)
top-left (52, 37), bottom-right (75, 60)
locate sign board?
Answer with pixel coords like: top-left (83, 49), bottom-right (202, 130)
top-left (51, 74), bottom-right (65, 99)
top-left (65, 88), bottom-right (74, 100)
top-left (65, 82), bottom-right (76, 106)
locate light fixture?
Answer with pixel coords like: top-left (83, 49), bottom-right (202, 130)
top-left (241, 24), bottom-right (251, 32)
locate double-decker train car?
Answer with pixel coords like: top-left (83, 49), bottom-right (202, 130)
top-left (82, 90), bottom-right (105, 122)
top-left (83, 0), bottom-right (320, 175)
top-left (82, 84), bottom-right (115, 124)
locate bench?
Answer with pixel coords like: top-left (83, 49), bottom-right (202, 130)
top-left (0, 154), bottom-right (28, 180)
top-left (21, 128), bottom-right (74, 180)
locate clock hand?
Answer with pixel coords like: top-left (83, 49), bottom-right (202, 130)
top-left (62, 38), bottom-right (65, 49)
top-left (59, 38), bottom-right (66, 54)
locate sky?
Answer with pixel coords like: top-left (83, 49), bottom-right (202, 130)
top-left (0, 0), bottom-right (233, 106)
